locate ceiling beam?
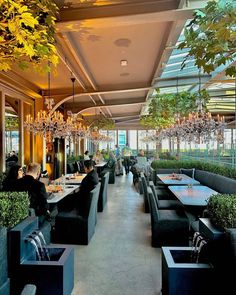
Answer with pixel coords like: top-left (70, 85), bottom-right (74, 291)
top-left (58, 1), bottom-right (181, 23)
top-left (56, 1), bottom-right (208, 32)
top-left (51, 86), bottom-right (151, 112)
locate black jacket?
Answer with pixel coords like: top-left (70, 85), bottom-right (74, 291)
top-left (6, 175), bottom-right (49, 216)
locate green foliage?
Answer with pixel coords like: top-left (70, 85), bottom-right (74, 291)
top-left (89, 117), bottom-right (115, 130)
top-left (159, 152), bottom-right (176, 160)
top-left (0, 191), bottom-right (29, 228)
top-left (207, 194), bottom-right (236, 229)
top-left (178, 0), bottom-right (236, 77)
top-left (151, 159), bottom-right (236, 179)
top-left (0, 0), bottom-right (59, 72)
top-left (5, 116), bottom-right (19, 131)
top-left (0, 173), bottom-right (6, 191)
top-left (140, 90), bottom-right (209, 129)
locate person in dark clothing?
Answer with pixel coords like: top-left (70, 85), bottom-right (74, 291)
top-left (6, 150), bottom-right (18, 163)
top-left (75, 159), bottom-right (99, 217)
top-left (2, 164), bottom-right (24, 191)
top-left (7, 162), bottom-right (50, 226)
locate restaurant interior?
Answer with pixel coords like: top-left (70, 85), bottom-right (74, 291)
top-left (0, 0), bottom-right (235, 295)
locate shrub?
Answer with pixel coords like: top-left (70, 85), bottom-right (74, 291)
top-left (0, 191), bottom-right (29, 228)
top-left (151, 160), bottom-right (236, 179)
top-left (207, 194), bottom-right (236, 230)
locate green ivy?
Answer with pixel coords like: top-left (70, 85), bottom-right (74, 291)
top-left (207, 194), bottom-right (236, 229)
top-left (178, 0), bottom-right (236, 77)
top-left (0, 191), bottom-right (29, 228)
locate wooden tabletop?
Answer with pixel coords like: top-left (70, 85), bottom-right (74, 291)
top-left (157, 174), bottom-right (200, 186)
top-left (168, 185), bottom-right (218, 206)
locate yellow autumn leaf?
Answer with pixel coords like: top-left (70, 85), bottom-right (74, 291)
top-left (0, 61), bottom-right (11, 71)
top-left (23, 44), bottom-right (35, 57)
top-left (8, 21), bottom-right (17, 34)
top-left (50, 54), bottom-right (59, 66)
top-left (18, 5), bottom-right (28, 14)
top-left (20, 12), bottom-right (38, 28)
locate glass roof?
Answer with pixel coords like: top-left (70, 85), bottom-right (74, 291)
top-left (156, 21), bottom-right (236, 117)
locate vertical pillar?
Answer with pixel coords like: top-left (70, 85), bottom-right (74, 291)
top-left (0, 91), bottom-right (6, 172)
top-left (126, 129), bottom-right (129, 145)
top-left (18, 99), bottom-right (24, 167)
top-left (136, 130), bottom-right (138, 152)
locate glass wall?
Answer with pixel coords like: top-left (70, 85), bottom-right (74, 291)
top-left (118, 130), bottom-right (126, 147)
top-left (129, 130), bottom-right (137, 150)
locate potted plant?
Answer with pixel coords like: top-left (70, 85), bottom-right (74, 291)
top-left (0, 191), bottom-right (29, 295)
top-left (207, 194), bottom-right (236, 230)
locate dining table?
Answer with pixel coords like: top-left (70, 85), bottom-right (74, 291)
top-left (157, 173), bottom-right (200, 186)
top-left (94, 161), bottom-right (107, 176)
top-left (55, 174), bottom-right (86, 185)
top-left (46, 184), bottom-right (80, 204)
top-left (168, 185), bottom-right (218, 207)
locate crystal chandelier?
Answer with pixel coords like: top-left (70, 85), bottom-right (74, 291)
top-left (89, 127), bottom-right (113, 145)
top-left (24, 71), bottom-right (66, 142)
top-left (165, 72), bottom-right (226, 144)
top-left (62, 77), bottom-right (89, 141)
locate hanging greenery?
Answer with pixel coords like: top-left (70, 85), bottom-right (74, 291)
top-left (88, 116), bottom-right (115, 130)
top-left (178, 0), bottom-right (236, 77)
top-left (0, 0), bottom-right (59, 72)
top-left (140, 93), bottom-right (175, 129)
top-left (140, 90), bottom-right (210, 129)
top-left (5, 116), bottom-right (19, 131)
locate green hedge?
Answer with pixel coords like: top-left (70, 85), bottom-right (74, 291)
top-left (207, 194), bottom-right (236, 229)
top-left (151, 160), bottom-right (236, 179)
top-left (0, 191), bottom-right (29, 228)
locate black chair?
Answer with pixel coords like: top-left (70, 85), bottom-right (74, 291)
top-left (149, 182), bottom-right (183, 210)
top-left (54, 183), bottom-right (101, 245)
top-left (98, 172), bottom-right (109, 212)
top-left (140, 173), bottom-right (150, 213)
top-left (101, 163), bottom-right (116, 184)
top-left (147, 189), bottom-right (189, 247)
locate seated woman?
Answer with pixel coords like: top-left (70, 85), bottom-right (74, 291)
top-left (94, 150), bottom-right (104, 164)
top-left (2, 164), bottom-right (24, 191)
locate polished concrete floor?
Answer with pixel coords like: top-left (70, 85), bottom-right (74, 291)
top-left (71, 173), bottom-right (162, 295)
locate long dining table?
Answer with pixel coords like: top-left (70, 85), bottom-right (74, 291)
top-left (157, 173), bottom-right (200, 186)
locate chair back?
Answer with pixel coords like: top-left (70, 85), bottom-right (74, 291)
top-left (98, 172), bottom-right (109, 212)
top-left (147, 189), bottom-right (160, 226)
top-left (88, 183), bottom-right (101, 223)
top-left (141, 173), bottom-right (150, 213)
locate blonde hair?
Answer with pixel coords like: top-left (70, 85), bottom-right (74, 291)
top-left (27, 163), bottom-right (41, 174)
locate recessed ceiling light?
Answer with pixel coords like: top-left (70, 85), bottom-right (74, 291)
top-left (120, 60), bottom-right (128, 67)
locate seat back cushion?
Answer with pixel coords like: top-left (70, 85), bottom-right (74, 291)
top-left (180, 168), bottom-right (195, 179)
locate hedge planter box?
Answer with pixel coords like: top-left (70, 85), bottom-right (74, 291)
top-left (0, 227), bottom-right (10, 295)
top-left (162, 247), bottom-right (214, 295)
top-left (8, 217), bottom-right (74, 295)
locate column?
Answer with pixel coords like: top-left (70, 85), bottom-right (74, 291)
top-left (0, 91), bottom-right (6, 172)
top-left (18, 99), bottom-right (24, 167)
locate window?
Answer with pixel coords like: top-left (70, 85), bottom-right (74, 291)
top-left (118, 130), bottom-right (126, 147)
